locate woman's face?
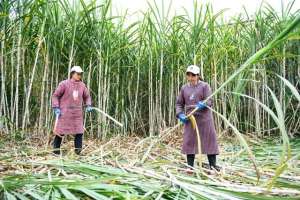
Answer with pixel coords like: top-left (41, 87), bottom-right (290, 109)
top-left (186, 72), bottom-right (199, 83)
top-left (72, 72), bottom-right (82, 81)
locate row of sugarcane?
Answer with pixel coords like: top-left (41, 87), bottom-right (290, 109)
top-left (0, 0), bottom-right (299, 139)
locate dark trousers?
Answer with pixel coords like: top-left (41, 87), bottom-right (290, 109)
top-left (187, 154), bottom-right (217, 168)
top-left (53, 133), bottom-right (83, 155)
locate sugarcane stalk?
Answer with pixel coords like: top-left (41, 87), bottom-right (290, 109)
top-left (47, 115), bottom-right (61, 147)
top-left (53, 116), bottom-right (58, 134)
top-left (92, 107), bottom-right (123, 127)
top-left (189, 115), bottom-right (202, 171)
top-left (52, 115), bottom-right (63, 138)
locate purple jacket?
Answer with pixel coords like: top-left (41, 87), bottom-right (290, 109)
top-left (52, 79), bottom-right (91, 135)
top-left (176, 81), bottom-right (219, 155)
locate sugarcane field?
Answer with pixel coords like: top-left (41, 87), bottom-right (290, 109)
top-left (0, 0), bottom-right (300, 199)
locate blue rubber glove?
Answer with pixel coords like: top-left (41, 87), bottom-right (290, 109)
top-left (196, 101), bottom-right (207, 110)
top-left (86, 106), bottom-right (93, 113)
top-left (53, 108), bottom-right (61, 117)
top-left (178, 113), bottom-right (188, 124)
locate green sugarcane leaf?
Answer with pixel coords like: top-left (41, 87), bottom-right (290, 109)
top-left (5, 191), bottom-right (17, 200)
top-left (11, 191), bottom-right (30, 200)
top-left (277, 74), bottom-right (300, 102)
top-left (25, 190), bottom-right (44, 200)
top-left (76, 188), bottom-right (111, 200)
top-left (59, 188), bottom-right (79, 200)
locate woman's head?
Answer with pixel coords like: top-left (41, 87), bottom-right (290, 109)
top-left (70, 66), bottom-right (83, 81)
top-left (186, 65), bottom-right (201, 84)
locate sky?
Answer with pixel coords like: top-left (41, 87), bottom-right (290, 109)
top-left (109, 0), bottom-right (299, 24)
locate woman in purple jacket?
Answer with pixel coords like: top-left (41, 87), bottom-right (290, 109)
top-left (52, 66), bottom-right (93, 155)
top-left (176, 65), bottom-right (220, 170)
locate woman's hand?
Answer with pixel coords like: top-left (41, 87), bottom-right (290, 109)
top-left (86, 106), bottom-right (93, 113)
top-left (196, 101), bottom-right (207, 110)
top-left (53, 108), bottom-right (61, 117)
top-left (178, 113), bottom-right (188, 124)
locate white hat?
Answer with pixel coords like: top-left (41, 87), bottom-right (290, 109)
top-left (70, 66), bottom-right (83, 73)
top-left (186, 65), bottom-right (200, 75)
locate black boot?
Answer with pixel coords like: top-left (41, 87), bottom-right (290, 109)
top-left (74, 134), bottom-right (83, 155)
top-left (186, 154), bottom-right (195, 167)
top-left (207, 154), bottom-right (220, 171)
top-left (53, 135), bottom-right (62, 155)
top-left (186, 154), bottom-right (195, 174)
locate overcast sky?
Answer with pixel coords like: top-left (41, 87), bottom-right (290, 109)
top-left (109, 0), bottom-right (299, 24)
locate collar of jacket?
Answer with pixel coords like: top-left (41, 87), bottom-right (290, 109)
top-left (70, 78), bottom-right (81, 83)
top-left (188, 81), bottom-right (201, 87)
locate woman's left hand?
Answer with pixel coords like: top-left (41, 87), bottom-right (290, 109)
top-left (196, 101), bottom-right (207, 110)
top-left (86, 106), bottom-right (93, 112)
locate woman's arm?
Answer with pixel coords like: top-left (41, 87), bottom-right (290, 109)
top-left (203, 83), bottom-right (213, 107)
top-left (83, 85), bottom-right (92, 106)
top-left (176, 86), bottom-right (185, 116)
top-left (52, 81), bottom-right (66, 108)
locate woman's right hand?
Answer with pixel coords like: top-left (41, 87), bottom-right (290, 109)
top-left (178, 113), bottom-right (188, 124)
top-left (53, 108), bottom-right (61, 117)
